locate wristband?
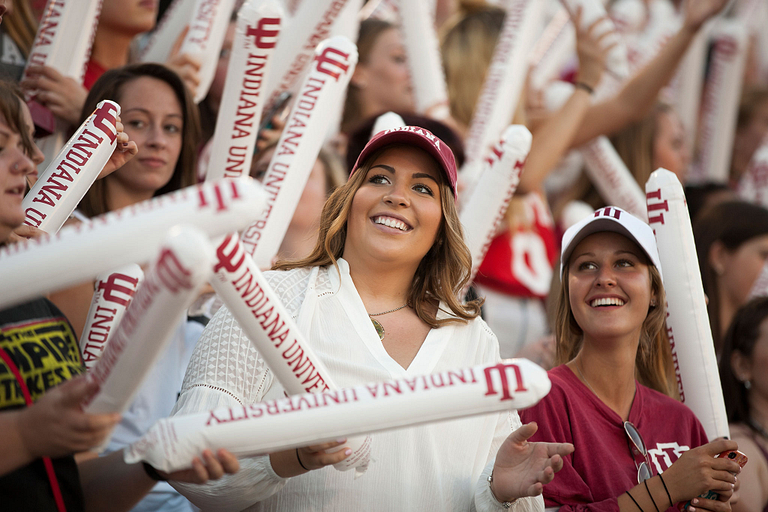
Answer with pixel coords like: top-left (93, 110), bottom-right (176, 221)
top-left (296, 448), bottom-right (310, 471)
top-left (488, 469), bottom-right (514, 509)
top-left (142, 462), bottom-right (167, 482)
top-left (575, 82), bottom-right (594, 95)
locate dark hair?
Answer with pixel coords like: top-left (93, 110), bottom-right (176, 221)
top-left (0, 81), bottom-right (35, 156)
top-left (694, 201), bottom-right (768, 352)
top-left (345, 112), bottom-right (465, 173)
top-left (719, 297), bottom-right (768, 430)
top-left (683, 182), bottom-right (734, 223)
top-left (78, 63), bottom-right (200, 217)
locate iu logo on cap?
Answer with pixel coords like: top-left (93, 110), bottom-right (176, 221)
top-left (594, 207), bottom-right (622, 220)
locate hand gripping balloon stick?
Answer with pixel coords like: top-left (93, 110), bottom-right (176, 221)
top-left (461, 0), bottom-right (546, 192)
top-left (126, 359), bottom-right (551, 473)
top-left (395, 0), bottom-right (450, 119)
top-left (211, 234), bottom-right (371, 473)
top-left (83, 227), bottom-right (214, 419)
top-left (0, 179), bottom-right (266, 310)
top-left (646, 168), bottom-right (730, 440)
top-left (460, 125), bottom-right (531, 292)
top-left (22, 100), bottom-right (120, 234)
top-left (695, 20), bottom-right (748, 183)
top-left (178, 0), bottom-right (237, 103)
top-left (240, 36), bottom-right (358, 268)
top-left (80, 264), bottom-right (144, 371)
top-left (205, 0), bottom-right (283, 181)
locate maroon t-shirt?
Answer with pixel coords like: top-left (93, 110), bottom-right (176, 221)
top-left (521, 365), bottom-right (708, 511)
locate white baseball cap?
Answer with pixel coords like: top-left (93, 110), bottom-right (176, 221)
top-left (560, 206), bottom-right (663, 281)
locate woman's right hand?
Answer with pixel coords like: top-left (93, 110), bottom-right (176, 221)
top-left (269, 439), bottom-right (351, 478)
top-left (662, 439), bottom-right (741, 504)
top-left (16, 375), bottom-right (121, 459)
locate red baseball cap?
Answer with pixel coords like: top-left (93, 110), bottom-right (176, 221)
top-left (350, 126), bottom-right (458, 200)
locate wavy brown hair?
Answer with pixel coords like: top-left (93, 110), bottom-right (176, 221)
top-left (78, 63), bottom-right (200, 217)
top-left (274, 144), bottom-right (482, 327)
top-left (555, 258), bottom-right (674, 397)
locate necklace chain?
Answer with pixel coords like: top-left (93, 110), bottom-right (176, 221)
top-left (368, 304), bottom-right (408, 317)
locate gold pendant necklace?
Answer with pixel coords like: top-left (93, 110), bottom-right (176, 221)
top-left (368, 304), bottom-right (408, 340)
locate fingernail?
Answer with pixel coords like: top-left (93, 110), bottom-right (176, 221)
top-left (692, 499), bottom-right (699, 505)
top-left (344, 449), bottom-right (352, 456)
top-left (336, 438), bottom-right (346, 444)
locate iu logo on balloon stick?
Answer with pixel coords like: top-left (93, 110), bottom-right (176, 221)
top-left (98, 273), bottom-right (141, 307)
top-left (247, 18), bottom-right (281, 49)
top-left (315, 47), bottom-right (351, 81)
top-left (92, 101), bottom-right (119, 144)
top-left (483, 362), bottom-right (527, 401)
top-left (646, 189), bottom-right (669, 226)
top-left (156, 249), bottom-right (194, 293)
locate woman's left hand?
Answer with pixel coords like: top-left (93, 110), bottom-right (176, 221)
top-left (98, 116), bottom-right (138, 179)
top-left (158, 448), bottom-right (240, 484)
top-left (490, 422), bottom-right (574, 501)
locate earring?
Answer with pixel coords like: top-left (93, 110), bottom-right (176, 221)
top-left (713, 265), bottom-right (725, 276)
top-left (743, 380), bottom-right (752, 390)
top-left (650, 299), bottom-right (657, 308)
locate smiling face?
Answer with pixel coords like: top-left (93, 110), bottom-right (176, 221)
top-left (342, 145), bottom-right (443, 269)
top-left (105, 76), bottom-right (183, 206)
top-left (568, 231), bottom-right (655, 345)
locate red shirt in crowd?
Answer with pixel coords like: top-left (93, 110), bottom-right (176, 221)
top-left (521, 365), bottom-right (708, 511)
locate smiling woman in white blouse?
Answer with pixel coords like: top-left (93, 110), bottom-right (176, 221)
top-left (169, 127), bottom-right (573, 512)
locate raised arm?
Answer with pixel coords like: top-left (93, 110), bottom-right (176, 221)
top-left (570, 0), bottom-right (730, 147)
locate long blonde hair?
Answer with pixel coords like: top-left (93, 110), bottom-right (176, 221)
top-left (555, 258), bottom-right (674, 396)
top-left (275, 145), bottom-right (482, 328)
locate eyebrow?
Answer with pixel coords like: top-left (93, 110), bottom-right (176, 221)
top-left (370, 165), bottom-right (439, 183)
top-left (123, 107), bottom-right (183, 119)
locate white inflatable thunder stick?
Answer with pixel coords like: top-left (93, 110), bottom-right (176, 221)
top-left (126, 358), bottom-right (551, 472)
top-left (0, 179), bottom-right (266, 310)
top-left (646, 168), bottom-right (729, 441)
top-left (263, 0), bottom-right (352, 110)
top-left (460, 125), bottom-right (532, 289)
top-left (23, 0), bottom-right (102, 84)
top-left (627, 0), bottom-right (680, 73)
top-left (395, 0), bottom-right (449, 119)
top-left (737, 141), bottom-right (768, 208)
top-left (178, 0), bottom-right (237, 103)
top-left (544, 81), bottom-right (646, 220)
top-left (528, 7), bottom-right (575, 92)
top-left (240, 36), bottom-right (358, 268)
top-left (462, 0), bottom-right (545, 191)
top-left (371, 111), bottom-right (406, 138)
top-left (559, 0), bottom-right (629, 79)
top-left (140, 0), bottom-right (197, 64)
top-left (205, 0), bottom-right (283, 182)
top-left (22, 100), bottom-right (120, 234)
top-left (79, 264), bottom-right (144, 371)
top-left (695, 20), bottom-right (748, 184)
top-left (672, 21), bottom-right (711, 152)
top-left (211, 234), bottom-right (371, 472)
top-left (84, 227), bottom-right (213, 415)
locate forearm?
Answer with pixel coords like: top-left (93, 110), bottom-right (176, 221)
top-left (519, 88), bottom-right (592, 193)
top-left (573, 24), bottom-right (698, 146)
top-left (78, 450), bottom-right (156, 512)
top-left (0, 411), bottom-right (35, 476)
top-left (617, 476), bottom-right (672, 512)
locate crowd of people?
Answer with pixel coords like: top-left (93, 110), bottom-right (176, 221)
top-left (1, 0), bottom-right (768, 510)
